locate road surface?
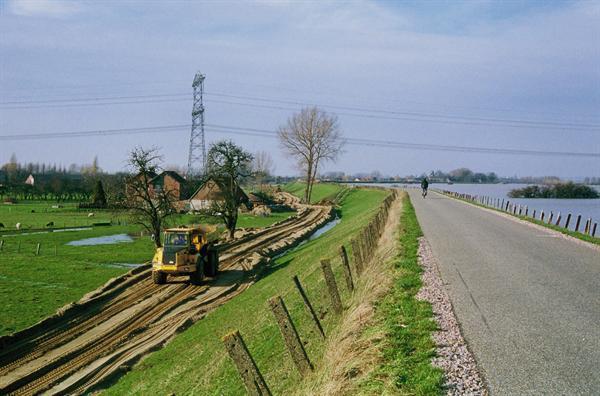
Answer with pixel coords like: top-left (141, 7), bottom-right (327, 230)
top-left (409, 190), bottom-right (599, 395)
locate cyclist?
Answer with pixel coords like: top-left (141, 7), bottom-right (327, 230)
top-left (421, 177), bottom-right (429, 198)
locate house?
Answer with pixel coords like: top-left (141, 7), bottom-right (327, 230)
top-left (150, 171), bottom-right (186, 200)
top-left (189, 178), bottom-right (249, 211)
top-left (126, 170), bottom-right (185, 201)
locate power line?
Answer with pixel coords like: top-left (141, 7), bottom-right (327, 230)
top-left (2, 90), bottom-right (600, 131)
top-left (1, 123), bottom-right (598, 158)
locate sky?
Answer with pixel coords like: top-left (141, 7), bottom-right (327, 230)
top-left (0, 0), bottom-right (599, 178)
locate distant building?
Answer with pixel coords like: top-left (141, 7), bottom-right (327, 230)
top-left (189, 178), bottom-right (249, 211)
top-left (25, 174), bottom-right (35, 186)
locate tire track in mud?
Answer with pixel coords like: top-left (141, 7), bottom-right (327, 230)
top-left (0, 201), bottom-right (332, 395)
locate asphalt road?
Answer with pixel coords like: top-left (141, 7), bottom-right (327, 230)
top-left (409, 190), bottom-right (599, 395)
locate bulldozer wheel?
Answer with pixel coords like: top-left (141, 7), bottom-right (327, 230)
top-left (189, 268), bottom-right (203, 285)
top-left (204, 257), bottom-right (217, 277)
top-left (152, 271), bottom-right (166, 285)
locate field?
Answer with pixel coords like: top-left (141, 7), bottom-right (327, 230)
top-left (104, 186), bottom-right (388, 395)
top-left (0, 202), bottom-right (294, 336)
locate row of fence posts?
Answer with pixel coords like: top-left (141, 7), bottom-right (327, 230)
top-left (0, 240), bottom-right (59, 256)
top-left (439, 190), bottom-right (597, 238)
top-left (221, 191), bottom-right (398, 395)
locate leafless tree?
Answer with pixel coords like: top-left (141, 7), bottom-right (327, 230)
top-left (206, 140), bottom-right (253, 239)
top-left (124, 147), bottom-right (177, 247)
top-left (252, 150), bottom-right (274, 190)
top-left (278, 107), bottom-right (344, 203)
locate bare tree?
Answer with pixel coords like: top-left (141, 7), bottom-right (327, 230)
top-left (252, 150), bottom-right (275, 190)
top-left (124, 147), bottom-right (177, 247)
top-left (206, 140), bottom-right (253, 239)
top-left (278, 107), bottom-right (344, 203)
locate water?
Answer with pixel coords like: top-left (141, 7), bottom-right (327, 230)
top-left (429, 183), bottom-right (600, 232)
top-left (67, 234), bottom-right (133, 246)
top-left (308, 217), bottom-right (341, 241)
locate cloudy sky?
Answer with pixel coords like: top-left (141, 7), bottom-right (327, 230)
top-left (1, 0), bottom-right (599, 178)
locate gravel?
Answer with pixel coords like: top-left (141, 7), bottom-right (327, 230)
top-left (416, 237), bottom-right (488, 396)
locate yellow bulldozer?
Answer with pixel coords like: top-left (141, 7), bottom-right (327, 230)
top-left (151, 226), bottom-right (219, 285)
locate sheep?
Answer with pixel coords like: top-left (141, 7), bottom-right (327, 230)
top-left (16, 223), bottom-right (21, 230)
top-left (87, 213), bottom-right (95, 218)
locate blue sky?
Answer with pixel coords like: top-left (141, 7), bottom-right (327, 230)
top-left (0, 0), bottom-right (598, 178)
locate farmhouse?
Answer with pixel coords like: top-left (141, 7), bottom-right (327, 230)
top-left (189, 178), bottom-right (249, 211)
top-left (126, 170), bottom-right (186, 200)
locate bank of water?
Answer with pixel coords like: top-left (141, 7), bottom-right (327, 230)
top-left (430, 183), bottom-right (600, 232)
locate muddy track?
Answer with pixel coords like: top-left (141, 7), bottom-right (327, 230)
top-left (0, 203), bottom-right (333, 395)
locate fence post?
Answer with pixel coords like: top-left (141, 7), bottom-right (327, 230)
top-left (541, 210), bottom-right (545, 222)
top-left (268, 295), bottom-right (313, 376)
top-left (0, 240), bottom-right (3, 252)
top-left (565, 213), bottom-right (572, 229)
top-left (292, 275), bottom-right (325, 339)
top-left (338, 246), bottom-right (354, 292)
top-left (351, 239), bottom-right (363, 274)
top-left (548, 211), bottom-right (554, 224)
top-left (36, 243), bottom-right (41, 256)
top-left (575, 215), bottom-right (581, 232)
top-left (320, 259), bottom-right (343, 314)
top-left (555, 212), bottom-right (561, 226)
top-left (592, 223), bottom-right (597, 237)
top-left (532, 209), bottom-right (536, 219)
top-left (222, 330), bottom-right (272, 396)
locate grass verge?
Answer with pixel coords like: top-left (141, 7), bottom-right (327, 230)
top-left (359, 194), bottom-right (443, 395)
top-left (103, 188), bottom-right (388, 395)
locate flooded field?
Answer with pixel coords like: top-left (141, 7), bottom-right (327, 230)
top-left (67, 234), bottom-right (134, 246)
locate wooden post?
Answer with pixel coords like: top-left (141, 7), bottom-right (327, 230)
top-left (320, 259), bottom-right (342, 314)
top-left (54, 244), bottom-right (57, 256)
top-left (575, 215), bottom-right (581, 232)
top-left (501, 199), bottom-right (505, 210)
top-left (525, 206), bottom-right (528, 217)
top-left (532, 209), bottom-right (536, 219)
top-left (0, 240), bottom-right (3, 252)
top-left (351, 239), bottom-right (363, 274)
top-left (565, 213), bottom-right (572, 229)
top-left (592, 223), bottom-right (597, 237)
top-left (36, 243), bottom-right (41, 256)
top-left (338, 246), bottom-right (354, 292)
top-left (222, 330), bottom-right (272, 396)
top-left (555, 212), bottom-right (561, 226)
top-left (292, 275), bottom-right (325, 339)
top-left (548, 211), bottom-right (554, 224)
top-left (541, 210), bottom-right (545, 222)
top-left (268, 295), bottom-right (313, 376)
top-left (585, 218), bottom-right (591, 234)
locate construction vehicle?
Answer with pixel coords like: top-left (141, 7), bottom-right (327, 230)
top-left (151, 226), bottom-right (219, 285)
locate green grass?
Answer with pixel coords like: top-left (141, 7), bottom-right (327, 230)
top-left (104, 188), bottom-right (389, 395)
top-left (283, 182), bottom-right (344, 204)
top-left (359, 195), bottom-right (444, 395)
top-left (437, 191), bottom-right (600, 246)
top-left (0, 201), bottom-right (118, 231)
top-left (0, 209), bottom-right (296, 336)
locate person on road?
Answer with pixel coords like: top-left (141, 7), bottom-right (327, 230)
top-left (421, 177), bottom-right (429, 198)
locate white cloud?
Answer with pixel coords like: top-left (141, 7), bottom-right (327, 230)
top-left (7, 0), bottom-right (80, 18)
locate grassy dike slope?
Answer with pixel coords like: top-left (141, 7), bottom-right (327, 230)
top-left (105, 187), bottom-right (388, 395)
top-left (283, 182), bottom-right (343, 204)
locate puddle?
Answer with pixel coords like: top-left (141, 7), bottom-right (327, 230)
top-left (67, 234), bottom-right (133, 246)
top-left (103, 263), bottom-right (144, 269)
